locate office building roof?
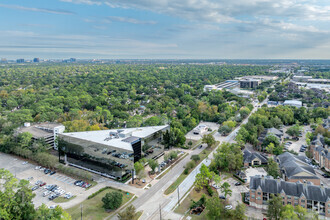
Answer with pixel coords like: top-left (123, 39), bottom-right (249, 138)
top-left (283, 100), bottom-right (302, 106)
top-left (17, 122), bottom-right (64, 138)
top-left (59, 125), bottom-right (169, 152)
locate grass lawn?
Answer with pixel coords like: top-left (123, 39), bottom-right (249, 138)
top-left (135, 211), bottom-right (143, 220)
top-left (175, 187), bottom-right (217, 220)
top-left (66, 188), bottom-right (134, 220)
top-left (53, 195), bottom-right (76, 203)
top-left (164, 142), bottom-right (219, 195)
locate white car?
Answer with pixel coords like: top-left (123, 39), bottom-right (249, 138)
top-left (22, 161), bottom-right (28, 165)
top-left (35, 166), bottom-right (41, 170)
top-left (49, 205), bottom-right (57, 209)
top-left (43, 191), bottom-right (51, 197)
top-left (225, 205), bottom-right (233, 210)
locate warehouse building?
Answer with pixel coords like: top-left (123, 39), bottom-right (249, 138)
top-left (58, 125), bottom-right (169, 179)
top-left (283, 100), bottom-right (303, 108)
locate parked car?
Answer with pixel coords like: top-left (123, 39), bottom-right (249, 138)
top-left (43, 191), bottom-right (51, 197)
top-left (50, 171), bottom-right (56, 175)
top-left (35, 166), bottom-right (41, 170)
top-left (22, 161), bottom-right (28, 165)
top-left (35, 180), bottom-right (42, 185)
top-left (235, 182), bottom-right (242, 186)
top-left (40, 182), bottom-right (46, 187)
top-left (31, 186), bottom-right (39, 191)
top-left (44, 169), bottom-right (51, 174)
top-left (225, 205), bottom-right (232, 210)
top-left (219, 195), bottom-right (226, 200)
top-left (198, 145), bottom-right (203, 149)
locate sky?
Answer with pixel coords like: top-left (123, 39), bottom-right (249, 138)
top-left (0, 0), bottom-right (330, 59)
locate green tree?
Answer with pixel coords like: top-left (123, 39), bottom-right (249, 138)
top-left (281, 205), bottom-right (298, 220)
top-left (148, 159), bottom-right (159, 173)
top-left (218, 125), bottom-right (232, 136)
top-left (202, 134), bottom-right (216, 148)
top-left (195, 164), bottom-right (212, 191)
top-left (286, 125), bottom-right (302, 137)
top-left (233, 203), bottom-right (247, 220)
top-left (17, 132), bottom-right (33, 148)
top-left (239, 107), bottom-right (251, 119)
top-left (206, 194), bottom-right (224, 220)
top-left (266, 143), bottom-right (275, 154)
top-left (294, 205), bottom-right (307, 220)
top-left (102, 191), bottom-right (123, 210)
top-left (117, 205), bottom-right (139, 220)
top-left (220, 182), bottom-right (232, 199)
top-left (267, 194), bottom-right (283, 220)
top-left (267, 158), bottom-right (280, 179)
top-left (36, 204), bottom-right (71, 220)
top-left (134, 162), bottom-right (144, 179)
top-left (190, 155), bottom-right (200, 162)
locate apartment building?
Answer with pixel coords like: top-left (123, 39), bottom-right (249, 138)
top-left (249, 176), bottom-right (330, 218)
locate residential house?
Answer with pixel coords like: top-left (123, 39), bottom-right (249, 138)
top-left (243, 149), bottom-right (268, 167)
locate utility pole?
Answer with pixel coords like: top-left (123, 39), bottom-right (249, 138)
top-left (159, 204), bottom-right (162, 220)
top-left (81, 204), bottom-right (83, 220)
top-left (177, 187), bottom-right (180, 205)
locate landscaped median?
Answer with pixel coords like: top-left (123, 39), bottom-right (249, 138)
top-left (65, 187), bottom-right (134, 219)
top-left (164, 141), bottom-right (219, 195)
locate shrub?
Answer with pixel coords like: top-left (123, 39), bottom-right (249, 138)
top-left (186, 161), bottom-right (195, 170)
top-left (188, 141), bottom-right (193, 146)
top-left (206, 185), bottom-right (213, 196)
top-left (184, 168), bottom-right (189, 175)
top-left (190, 155), bottom-right (200, 162)
top-left (88, 187), bottom-right (110, 199)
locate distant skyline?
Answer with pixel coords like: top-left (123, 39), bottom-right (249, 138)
top-left (0, 0), bottom-right (330, 59)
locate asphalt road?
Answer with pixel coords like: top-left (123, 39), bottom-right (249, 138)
top-left (131, 99), bottom-right (268, 220)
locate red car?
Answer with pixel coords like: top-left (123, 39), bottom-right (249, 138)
top-left (40, 182), bottom-right (46, 187)
top-left (82, 182), bottom-right (88, 188)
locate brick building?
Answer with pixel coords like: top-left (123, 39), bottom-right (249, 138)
top-left (249, 176), bottom-right (330, 218)
top-left (277, 152), bottom-right (320, 185)
top-left (311, 134), bottom-right (330, 172)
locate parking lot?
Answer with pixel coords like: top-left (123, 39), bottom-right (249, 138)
top-left (0, 152), bottom-right (87, 208)
top-left (217, 176), bottom-right (249, 208)
top-left (185, 122), bottom-right (219, 141)
top-left (284, 125), bottom-right (311, 156)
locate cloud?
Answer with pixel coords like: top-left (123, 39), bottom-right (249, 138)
top-left (60, 0), bottom-right (330, 23)
top-left (0, 30), bottom-right (179, 58)
top-left (105, 16), bottom-right (157, 25)
top-left (0, 4), bottom-right (74, 15)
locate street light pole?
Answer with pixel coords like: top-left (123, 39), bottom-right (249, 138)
top-left (81, 204), bottom-right (83, 220)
